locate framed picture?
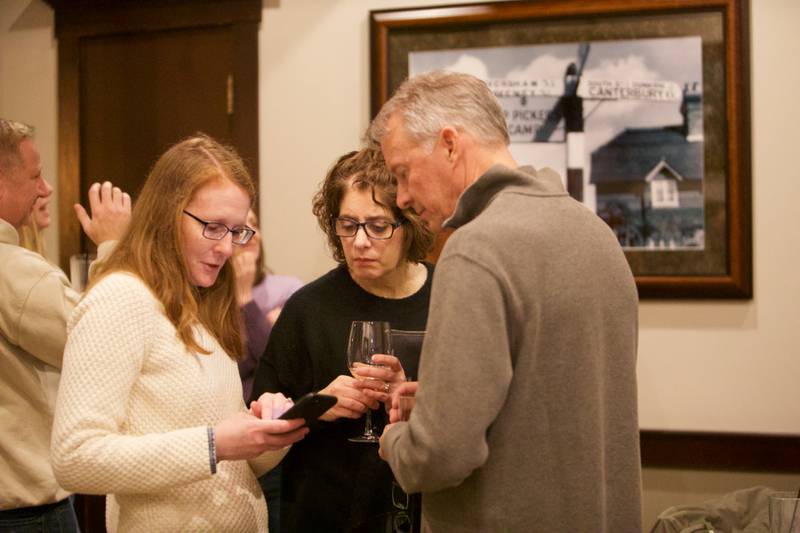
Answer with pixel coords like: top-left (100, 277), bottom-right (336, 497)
top-left (370, 0), bottom-right (752, 298)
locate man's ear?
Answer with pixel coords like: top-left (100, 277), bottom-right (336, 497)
top-left (439, 126), bottom-right (459, 162)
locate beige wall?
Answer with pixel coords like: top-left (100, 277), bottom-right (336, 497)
top-left (2, 0), bottom-right (798, 530)
top-left (0, 0), bottom-right (57, 258)
top-left (259, 0), bottom-right (800, 432)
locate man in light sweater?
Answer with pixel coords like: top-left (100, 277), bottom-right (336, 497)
top-left (370, 71), bottom-right (642, 532)
top-left (0, 119), bottom-right (130, 531)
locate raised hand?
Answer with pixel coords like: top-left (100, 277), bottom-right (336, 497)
top-left (73, 181), bottom-right (131, 244)
top-left (232, 248), bottom-right (258, 305)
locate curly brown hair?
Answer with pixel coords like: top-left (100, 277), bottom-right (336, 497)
top-left (312, 148), bottom-right (433, 265)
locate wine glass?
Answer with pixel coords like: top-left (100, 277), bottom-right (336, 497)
top-left (390, 329), bottom-right (425, 382)
top-left (390, 329), bottom-right (425, 423)
top-left (347, 320), bottom-right (392, 443)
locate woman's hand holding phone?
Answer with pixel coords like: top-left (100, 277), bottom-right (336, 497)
top-left (277, 393), bottom-right (337, 424)
top-left (250, 391), bottom-right (294, 420)
top-left (214, 411), bottom-right (307, 461)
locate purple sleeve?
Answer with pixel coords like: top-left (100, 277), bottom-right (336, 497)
top-left (257, 275), bottom-right (304, 316)
top-left (239, 300), bottom-right (272, 402)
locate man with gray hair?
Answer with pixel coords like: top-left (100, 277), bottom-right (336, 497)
top-left (0, 119), bottom-right (130, 531)
top-left (372, 71), bottom-right (641, 532)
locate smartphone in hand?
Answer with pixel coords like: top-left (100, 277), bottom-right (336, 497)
top-left (278, 393), bottom-right (337, 424)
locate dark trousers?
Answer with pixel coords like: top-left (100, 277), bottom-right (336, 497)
top-left (259, 466), bottom-right (282, 533)
top-left (0, 499), bottom-right (80, 533)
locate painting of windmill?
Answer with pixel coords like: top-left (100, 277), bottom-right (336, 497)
top-left (409, 36), bottom-right (705, 251)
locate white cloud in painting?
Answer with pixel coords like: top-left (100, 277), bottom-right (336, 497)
top-left (506, 54), bottom-right (573, 80)
top-left (583, 54), bottom-right (659, 82)
top-left (582, 54), bottom-right (682, 152)
top-left (441, 54), bottom-right (489, 80)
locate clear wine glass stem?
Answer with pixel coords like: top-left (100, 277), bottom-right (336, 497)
top-left (363, 409), bottom-right (374, 436)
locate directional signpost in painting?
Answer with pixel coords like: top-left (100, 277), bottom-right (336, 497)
top-left (485, 43), bottom-right (684, 207)
top-left (409, 36), bottom-right (705, 251)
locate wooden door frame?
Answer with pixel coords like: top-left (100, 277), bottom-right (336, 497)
top-left (50, 0), bottom-right (261, 270)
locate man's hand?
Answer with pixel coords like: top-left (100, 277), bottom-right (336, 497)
top-left (388, 381), bottom-right (418, 423)
top-left (73, 181), bottom-right (131, 244)
top-left (380, 380), bottom-right (419, 460)
top-left (379, 422), bottom-right (396, 460)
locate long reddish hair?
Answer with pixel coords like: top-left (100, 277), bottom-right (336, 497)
top-left (92, 134), bottom-right (255, 359)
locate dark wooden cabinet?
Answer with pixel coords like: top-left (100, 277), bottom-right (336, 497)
top-left (49, 0), bottom-right (261, 270)
top-left (45, 2), bottom-right (261, 530)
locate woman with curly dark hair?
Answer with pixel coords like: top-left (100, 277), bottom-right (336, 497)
top-left (251, 146), bottom-right (433, 532)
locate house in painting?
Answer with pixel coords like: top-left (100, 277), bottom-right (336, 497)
top-left (590, 90), bottom-right (705, 248)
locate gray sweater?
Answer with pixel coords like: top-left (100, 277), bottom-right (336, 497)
top-left (382, 165), bottom-right (642, 532)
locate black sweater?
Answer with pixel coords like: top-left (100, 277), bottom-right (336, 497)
top-left (251, 263), bottom-right (433, 532)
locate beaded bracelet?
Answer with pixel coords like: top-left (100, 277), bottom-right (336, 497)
top-left (207, 425), bottom-right (217, 475)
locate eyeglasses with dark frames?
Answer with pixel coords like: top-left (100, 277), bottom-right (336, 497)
top-left (183, 210), bottom-right (255, 245)
top-left (333, 216), bottom-right (403, 240)
top-left (390, 481), bottom-right (413, 533)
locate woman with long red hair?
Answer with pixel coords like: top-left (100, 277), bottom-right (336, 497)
top-left (51, 134), bottom-right (308, 532)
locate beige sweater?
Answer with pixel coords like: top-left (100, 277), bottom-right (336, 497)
top-left (0, 217), bottom-right (113, 509)
top-left (51, 272), bottom-right (285, 532)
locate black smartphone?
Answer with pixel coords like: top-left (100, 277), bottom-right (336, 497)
top-left (278, 393), bottom-right (337, 424)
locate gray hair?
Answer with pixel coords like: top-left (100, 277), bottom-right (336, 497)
top-left (0, 119), bottom-right (35, 176)
top-left (369, 71), bottom-right (509, 151)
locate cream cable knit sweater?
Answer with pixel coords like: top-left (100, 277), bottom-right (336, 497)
top-left (51, 272), bottom-right (285, 532)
